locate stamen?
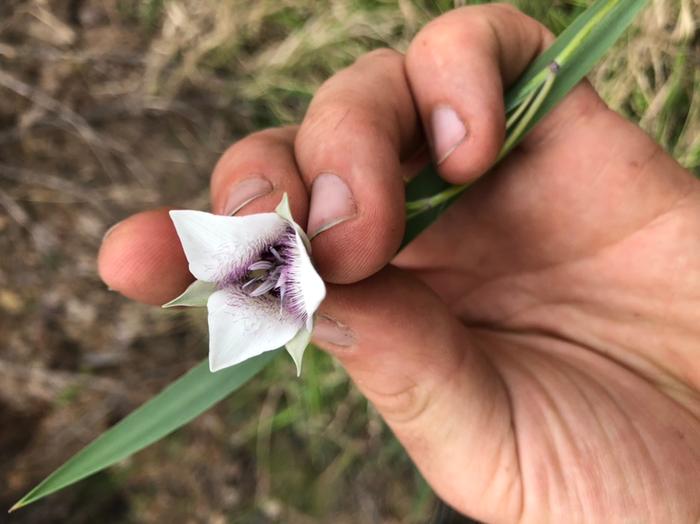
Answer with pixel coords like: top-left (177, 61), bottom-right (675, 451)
top-left (249, 278), bottom-right (277, 297)
top-left (269, 246), bottom-right (284, 263)
top-left (241, 242), bottom-right (290, 299)
top-left (241, 278), bottom-right (262, 291)
top-left (248, 260), bottom-right (273, 271)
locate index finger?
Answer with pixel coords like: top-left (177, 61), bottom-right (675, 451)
top-left (295, 48), bottom-right (423, 283)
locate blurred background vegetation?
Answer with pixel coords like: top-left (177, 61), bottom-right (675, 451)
top-left (0, 0), bottom-right (697, 522)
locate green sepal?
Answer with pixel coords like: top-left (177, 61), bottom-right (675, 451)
top-left (162, 280), bottom-right (216, 308)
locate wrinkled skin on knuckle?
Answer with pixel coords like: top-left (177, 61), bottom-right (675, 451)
top-left (297, 98), bottom-right (399, 168)
top-left (407, 10), bottom-right (496, 67)
top-left (297, 46), bottom-right (417, 169)
top-left (364, 377), bottom-right (434, 427)
top-left (356, 47), bottom-right (403, 66)
top-left (224, 127), bottom-right (289, 156)
top-left (212, 127), bottom-right (292, 176)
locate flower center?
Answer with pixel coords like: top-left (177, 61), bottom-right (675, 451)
top-left (241, 244), bottom-right (288, 299)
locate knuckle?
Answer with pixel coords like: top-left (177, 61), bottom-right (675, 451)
top-left (491, 2), bottom-right (522, 14)
top-left (406, 24), bottom-right (452, 67)
top-left (239, 127), bottom-right (291, 148)
top-left (407, 7), bottom-right (506, 64)
top-left (299, 100), bottom-right (390, 153)
top-left (211, 126), bottom-right (295, 191)
top-left (220, 127), bottom-right (293, 161)
top-left (365, 379), bottom-right (433, 427)
top-left (356, 47), bottom-right (403, 67)
top-left (318, 48), bottom-right (405, 98)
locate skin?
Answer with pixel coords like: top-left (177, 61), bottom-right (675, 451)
top-left (98, 5), bottom-right (700, 523)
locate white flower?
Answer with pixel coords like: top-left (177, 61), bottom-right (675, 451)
top-left (164, 194), bottom-right (326, 375)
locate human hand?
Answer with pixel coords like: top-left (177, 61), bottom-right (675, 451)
top-left (98, 4), bottom-right (700, 522)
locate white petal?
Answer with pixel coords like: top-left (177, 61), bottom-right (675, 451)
top-left (286, 230), bottom-right (326, 323)
top-left (162, 280), bottom-right (216, 308)
top-left (207, 288), bottom-right (302, 372)
top-left (285, 327), bottom-right (311, 376)
top-left (169, 210), bottom-right (287, 283)
top-left (275, 193), bottom-right (311, 253)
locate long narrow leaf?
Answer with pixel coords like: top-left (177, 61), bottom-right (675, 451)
top-left (505, 0), bottom-right (645, 111)
top-left (10, 351), bottom-right (279, 511)
top-left (508, 0), bottom-right (648, 132)
top-left (12, 0), bottom-right (648, 511)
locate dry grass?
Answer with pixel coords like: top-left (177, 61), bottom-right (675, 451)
top-left (0, 0), bottom-right (697, 522)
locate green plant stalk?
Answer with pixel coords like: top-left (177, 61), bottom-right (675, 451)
top-left (499, 65), bottom-right (558, 161)
top-left (513, 0), bottom-right (622, 104)
top-left (555, 0), bottom-right (620, 68)
top-left (505, 82), bottom-right (540, 130)
top-left (10, 0), bottom-right (649, 512)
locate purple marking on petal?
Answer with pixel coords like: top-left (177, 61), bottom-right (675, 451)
top-left (275, 236), bottom-right (312, 321)
top-left (216, 226), bottom-right (291, 288)
top-left (216, 223), bottom-right (313, 325)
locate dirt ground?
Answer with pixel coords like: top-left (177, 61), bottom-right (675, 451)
top-left (0, 0), bottom-right (697, 522)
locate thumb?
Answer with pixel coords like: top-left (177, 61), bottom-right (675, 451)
top-left (312, 267), bottom-right (520, 522)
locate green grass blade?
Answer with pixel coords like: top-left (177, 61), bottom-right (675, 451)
top-left (10, 351), bottom-right (279, 511)
top-left (507, 0), bottom-right (648, 130)
top-left (505, 0), bottom-right (647, 112)
top-left (403, 0), bottom-right (648, 247)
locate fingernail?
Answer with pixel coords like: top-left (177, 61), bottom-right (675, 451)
top-left (223, 176), bottom-right (273, 216)
top-left (102, 220), bottom-right (123, 242)
top-left (431, 105), bottom-right (467, 165)
top-left (313, 314), bottom-right (355, 348)
top-left (307, 173), bottom-right (356, 238)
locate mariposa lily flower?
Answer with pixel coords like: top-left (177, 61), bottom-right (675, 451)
top-left (164, 195), bottom-right (325, 375)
